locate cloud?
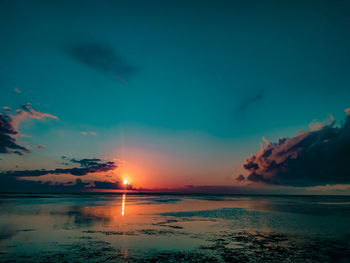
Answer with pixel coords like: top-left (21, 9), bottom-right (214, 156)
top-left (309, 114), bottom-right (334, 131)
top-left (235, 89), bottom-right (265, 114)
top-left (66, 43), bottom-right (136, 76)
top-left (70, 158), bottom-right (102, 167)
top-left (0, 177), bottom-right (124, 193)
top-left (113, 75), bottom-right (129, 85)
top-left (0, 103), bottom-right (57, 155)
top-left (243, 108), bottom-right (350, 186)
top-left (92, 180), bottom-right (123, 189)
top-left (0, 114), bottom-right (29, 155)
top-left (14, 88), bottom-right (21, 94)
top-left (0, 157), bottom-right (124, 192)
top-left (236, 174), bottom-right (245, 181)
top-left (81, 131), bottom-right (97, 136)
top-left (1, 158), bottom-right (117, 177)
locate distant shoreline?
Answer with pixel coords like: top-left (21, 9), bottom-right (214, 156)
top-left (0, 192), bottom-right (349, 197)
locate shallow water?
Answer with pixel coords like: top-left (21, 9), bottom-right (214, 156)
top-left (0, 194), bottom-right (349, 262)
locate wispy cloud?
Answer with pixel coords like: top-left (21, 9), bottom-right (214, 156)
top-left (81, 131), bottom-right (97, 136)
top-left (12, 103), bottom-right (58, 129)
top-left (235, 89), bottom-right (265, 114)
top-left (66, 42), bottom-right (136, 77)
top-left (13, 87), bottom-right (21, 94)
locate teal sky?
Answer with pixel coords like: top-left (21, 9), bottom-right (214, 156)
top-left (1, 0), bottom-right (350, 192)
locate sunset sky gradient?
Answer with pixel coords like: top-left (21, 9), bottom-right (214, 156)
top-left (1, 0), bottom-right (350, 194)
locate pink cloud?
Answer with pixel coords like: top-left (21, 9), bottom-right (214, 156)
top-left (11, 103), bottom-right (58, 130)
top-left (309, 114), bottom-right (335, 131)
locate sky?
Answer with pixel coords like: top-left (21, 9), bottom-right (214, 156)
top-left (1, 0), bottom-right (350, 194)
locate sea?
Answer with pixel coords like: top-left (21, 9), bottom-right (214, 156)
top-left (0, 194), bottom-right (349, 262)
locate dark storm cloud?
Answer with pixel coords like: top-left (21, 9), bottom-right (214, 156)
top-left (235, 89), bottom-right (265, 114)
top-left (66, 43), bottom-right (136, 75)
top-left (243, 109), bottom-right (350, 186)
top-left (0, 104), bottom-right (57, 155)
top-left (0, 158), bottom-right (117, 177)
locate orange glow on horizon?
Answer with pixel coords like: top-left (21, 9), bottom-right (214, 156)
top-left (111, 146), bottom-right (241, 189)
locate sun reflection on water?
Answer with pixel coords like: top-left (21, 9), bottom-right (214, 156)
top-left (122, 194), bottom-right (126, 216)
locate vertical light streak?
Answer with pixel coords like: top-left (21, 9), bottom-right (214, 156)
top-left (122, 193), bottom-right (126, 216)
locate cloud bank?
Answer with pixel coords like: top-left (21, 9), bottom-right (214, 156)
top-left (243, 109), bottom-right (350, 186)
top-left (2, 158), bottom-right (117, 177)
top-left (0, 103), bottom-right (57, 155)
top-left (0, 158), bottom-right (123, 193)
top-left (0, 177), bottom-right (124, 193)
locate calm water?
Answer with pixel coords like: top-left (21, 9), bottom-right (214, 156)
top-left (0, 194), bottom-right (349, 262)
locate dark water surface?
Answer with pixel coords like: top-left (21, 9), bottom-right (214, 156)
top-left (0, 194), bottom-right (349, 262)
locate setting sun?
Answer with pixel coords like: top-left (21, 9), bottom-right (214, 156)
top-left (123, 179), bottom-right (128, 185)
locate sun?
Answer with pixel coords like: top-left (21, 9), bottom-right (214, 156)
top-left (123, 178), bottom-right (128, 185)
